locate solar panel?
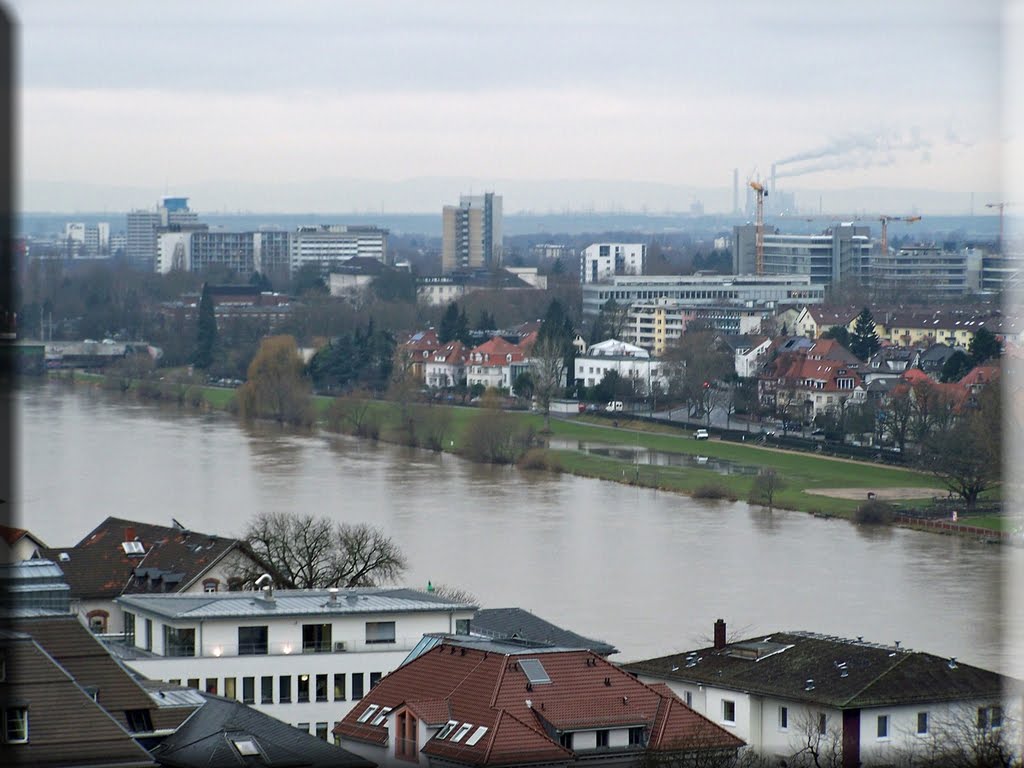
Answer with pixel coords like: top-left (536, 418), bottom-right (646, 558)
top-left (519, 658), bottom-right (551, 684)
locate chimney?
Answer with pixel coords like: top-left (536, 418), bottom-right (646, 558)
top-left (714, 619), bottom-right (727, 650)
top-left (124, 527), bottom-right (136, 542)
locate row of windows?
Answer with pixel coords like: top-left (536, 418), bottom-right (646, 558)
top-left (170, 671), bottom-right (384, 704)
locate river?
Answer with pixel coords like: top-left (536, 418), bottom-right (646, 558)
top-left (11, 381), bottom-right (1020, 673)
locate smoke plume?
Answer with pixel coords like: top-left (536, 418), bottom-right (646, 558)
top-left (775, 127), bottom-right (934, 179)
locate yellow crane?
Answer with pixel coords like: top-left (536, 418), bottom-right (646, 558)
top-left (750, 180), bottom-right (768, 275)
top-left (878, 215), bottom-right (921, 258)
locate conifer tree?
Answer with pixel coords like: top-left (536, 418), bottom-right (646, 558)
top-left (193, 284), bottom-right (217, 369)
top-left (850, 307), bottom-right (880, 360)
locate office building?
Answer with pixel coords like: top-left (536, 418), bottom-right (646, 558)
top-left (290, 225), bottom-right (389, 276)
top-left (581, 243), bottom-right (646, 283)
top-left (870, 245), bottom-right (982, 297)
top-left (625, 300), bottom-right (773, 355)
top-left (441, 193), bottom-right (502, 273)
top-left (733, 223), bottom-right (871, 289)
top-left (128, 196), bottom-right (200, 270)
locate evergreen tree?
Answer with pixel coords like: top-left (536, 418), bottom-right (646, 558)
top-left (940, 350), bottom-right (973, 382)
top-left (476, 310), bottom-right (496, 331)
top-left (438, 302), bottom-right (460, 343)
top-left (850, 307), bottom-right (880, 360)
top-left (968, 326), bottom-right (1001, 365)
top-left (193, 284), bottom-right (217, 369)
top-left (456, 307), bottom-right (470, 343)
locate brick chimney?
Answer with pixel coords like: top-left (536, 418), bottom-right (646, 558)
top-left (124, 526), bottom-right (136, 542)
top-left (714, 619), bottom-right (727, 650)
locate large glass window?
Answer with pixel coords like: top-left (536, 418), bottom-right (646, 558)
top-left (238, 626), bottom-right (268, 655)
top-left (243, 677), bottom-right (255, 705)
top-left (4, 707), bottom-right (29, 743)
top-left (261, 676), bottom-right (273, 704)
top-left (333, 674), bottom-right (346, 701)
top-left (163, 627), bottom-right (195, 657)
top-left (316, 674), bottom-right (328, 702)
top-left (352, 673), bottom-right (364, 700)
top-left (224, 678), bottom-right (237, 700)
top-left (279, 676), bottom-right (291, 703)
top-left (298, 675), bottom-right (310, 703)
top-left (365, 621), bottom-right (396, 645)
top-left (302, 624), bottom-right (332, 653)
top-left (123, 612), bottom-right (135, 644)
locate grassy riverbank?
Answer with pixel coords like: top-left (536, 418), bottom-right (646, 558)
top-left (62, 371), bottom-right (970, 524)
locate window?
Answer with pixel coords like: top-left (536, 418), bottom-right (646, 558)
top-left (877, 715), bottom-right (889, 739)
top-left (87, 610), bottom-right (108, 633)
top-left (397, 712), bottom-right (419, 760)
top-left (628, 727), bottom-right (645, 746)
top-left (455, 618), bottom-right (471, 635)
top-left (297, 675), bottom-right (310, 703)
top-left (224, 678), bottom-right (236, 700)
top-left (371, 707), bottom-right (392, 726)
top-left (123, 613), bottom-right (135, 644)
top-left (978, 706), bottom-right (1003, 730)
top-left (818, 713), bottom-right (828, 735)
top-left (261, 676), bottom-right (273, 705)
top-left (352, 673), bottom-right (364, 700)
top-left (243, 677), bottom-right (255, 705)
top-left (187, 678), bottom-right (199, 690)
top-left (238, 626), bottom-right (268, 655)
top-left (559, 731), bottom-right (573, 749)
top-left (162, 627), bottom-right (195, 657)
top-left (466, 725), bottom-right (489, 746)
top-left (722, 700), bottom-right (736, 724)
top-left (144, 619), bottom-right (153, 651)
top-left (4, 707), bottom-right (28, 744)
top-left (779, 706), bottom-right (789, 730)
top-left (917, 712), bottom-right (929, 735)
top-left (437, 720), bottom-right (459, 739)
top-left (302, 623), bottom-right (332, 653)
top-left (279, 676), bottom-right (291, 703)
top-left (333, 674), bottom-right (346, 701)
top-left (205, 678), bottom-right (218, 695)
top-left (315, 722), bottom-right (328, 741)
top-left (365, 621), bottom-right (396, 644)
top-left (596, 729), bottom-right (610, 748)
top-left (296, 722), bottom-right (310, 734)
top-left (370, 672), bottom-right (382, 689)
top-left (357, 705), bottom-right (380, 724)
top-left (125, 709), bottom-right (153, 732)
top-left (316, 674), bottom-right (328, 702)
top-left (684, 691), bottom-right (692, 707)
top-left (202, 579), bottom-right (219, 593)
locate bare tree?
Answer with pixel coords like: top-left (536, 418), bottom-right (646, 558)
top-left (409, 403), bottom-right (454, 451)
top-left (234, 512), bottom-right (407, 589)
top-left (889, 705), bottom-right (1020, 768)
top-left (430, 583), bottom-right (479, 605)
top-left (749, 470), bottom-right (785, 511)
top-left (787, 711), bottom-right (844, 768)
top-left (530, 334), bottom-right (567, 431)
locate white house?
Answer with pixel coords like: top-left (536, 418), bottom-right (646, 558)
top-left (111, 587), bottom-right (476, 736)
top-left (581, 243), bottom-right (647, 283)
top-left (574, 339), bottom-right (668, 395)
top-left (623, 621), bottom-right (1021, 768)
top-left (423, 341), bottom-right (469, 389)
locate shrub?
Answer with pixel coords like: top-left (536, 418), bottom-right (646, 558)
top-left (748, 469), bottom-right (785, 510)
top-left (692, 483), bottom-right (737, 501)
top-left (517, 448), bottom-right (562, 472)
top-left (853, 499), bottom-right (895, 525)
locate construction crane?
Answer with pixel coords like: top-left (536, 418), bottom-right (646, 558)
top-left (878, 215), bottom-right (921, 258)
top-left (986, 202), bottom-right (1014, 253)
top-left (750, 180), bottom-right (768, 275)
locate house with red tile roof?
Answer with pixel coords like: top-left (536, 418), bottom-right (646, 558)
top-left (466, 335), bottom-right (533, 394)
top-left (0, 524), bottom-right (46, 563)
top-left (398, 329), bottom-right (442, 383)
top-left (335, 639), bottom-right (743, 767)
top-left (759, 351), bottom-right (864, 420)
top-left (424, 341), bottom-right (470, 389)
top-left (39, 516), bottom-right (266, 636)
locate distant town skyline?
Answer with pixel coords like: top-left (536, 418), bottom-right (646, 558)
top-left (7, 0), bottom-right (1011, 214)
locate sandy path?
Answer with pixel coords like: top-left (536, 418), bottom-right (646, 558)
top-left (805, 487), bottom-right (940, 500)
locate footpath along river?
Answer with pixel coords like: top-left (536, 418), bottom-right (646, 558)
top-left (11, 381), bottom-right (1020, 671)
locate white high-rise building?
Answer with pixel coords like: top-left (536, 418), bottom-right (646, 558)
top-left (289, 225), bottom-right (389, 276)
top-left (581, 243), bottom-right (647, 283)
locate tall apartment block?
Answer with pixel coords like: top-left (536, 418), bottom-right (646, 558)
top-left (580, 243), bottom-right (647, 283)
top-left (733, 223), bottom-right (871, 289)
top-left (441, 193), bottom-right (502, 273)
top-left (289, 225), bottom-right (389, 276)
top-left (128, 196), bottom-right (200, 270)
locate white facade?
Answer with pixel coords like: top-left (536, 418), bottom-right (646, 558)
top-left (735, 338), bottom-right (772, 378)
top-left (156, 230), bottom-right (192, 274)
top-left (581, 243), bottom-right (647, 283)
top-left (574, 339), bottom-right (667, 394)
top-left (290, 226), bottom-right (388, 275)
top-left (329, 272), bottom-right (376, 298)
top-left (115, 589), bottom-right (474, 732)
top-left (416, 278), bottom-right (468, 306)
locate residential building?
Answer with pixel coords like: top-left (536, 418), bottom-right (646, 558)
top-left (759, 347), bottom-right (864, 420)
top-left (155, 224), bottom-right (209, 274)
top-left (290, 226), bottom-right (389, 276)
top-left (128, 197), bottom-right (201, 270)
top-left (63, 221), bottom-right (111, 257)
top-left (734, 223), bottom-right (872, 289)
top-left (335, 637), bottom-right (743, 767)
top-left (580, 243), bottom-right (647, 283)
top-left (574, 339), bottom-right (668, 395)
top-left (397, 329), bottom-right (442, 383)
top-left (625, 300), bottom-right (772, 355)
top-left (109, 587), bottom-right (476, 730)
top-left (882, 309), bottom-right (1002, 349)
top-left (416, 275), bottom-right (470, 306)
top-left (980, 250), bottom-right (1024, 293)
top-left (39, 516), bottom-right (266, 635)
top-left (329, 257), bottom-right (391, 298)
top-left (423, 341), bottom-right (469, 389)
top-left (149, 690), bottom-right (374, 767)
top-left (0, 525), bottom-right (46, 563)
top-left (582, 274), bottom-right (823, 317)
top-left (624, 621), bottom-right (1021, 768)
top-left (793, 305), bottom-right (864, 339)
top-left (441, 193), bottom-right (502, 273)
top-left (465, 334), bottom-right (534, 393)
top-left (716, 335), bottom-right (772, 378)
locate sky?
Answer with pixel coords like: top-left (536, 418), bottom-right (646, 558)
top-left (4, 0), bottom-right (1014, 214)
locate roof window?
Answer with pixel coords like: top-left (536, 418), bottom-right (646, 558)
top-left (371, 707), bottom-right (392, 726)
top-left (466, 725), bottom-right (489, 746)
top-left (122, 541), bottom-right (145, 555)
top-left (451, 723), bottom-right (473, 742)
top-left (437, 720), bottom-right (459, 739)
top-left (519, 658), bottom-right (551, 684)
top-left (233, 739), bottom-right (260, 756)
top-left (357, 704), bottom-right (379, 723)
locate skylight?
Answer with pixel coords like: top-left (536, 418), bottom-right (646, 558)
top-left (519, 658), bottom-right (551, 684)
top-left (357, 704), bottom-right (379, 723)
top-left (233, 739), bottom-right (260, 756)
top-left (371, 707), bottom-right (392, 726)
top-left (122, 541), bottom-right (145, 555)
top-left (466, 726), bottom-right (489, 746)
top-left (451, 723), bottom-right (473, 743)
top-left (436, 720), bottom-right (459, 739)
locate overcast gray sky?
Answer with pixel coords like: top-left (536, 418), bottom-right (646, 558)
top-left (5, 0), bottom-right (1011, 213)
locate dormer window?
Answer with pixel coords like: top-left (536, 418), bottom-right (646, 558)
top-left (122, 541), bottom-right (145, 555)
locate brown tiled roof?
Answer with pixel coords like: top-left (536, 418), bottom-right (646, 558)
top-left (0, 633), bottom-right (157, 767)
top-left (0, 524), bottom-right (40, 547)
top-left (335, 642), bottom-right (741, 766)
top-left (39, 517), bottom-right (244, 600)
top-left (468, 336), bottom-right (528, 364)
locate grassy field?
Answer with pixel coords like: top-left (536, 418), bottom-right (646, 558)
top-left (63, 373), bottom-right (951, 520)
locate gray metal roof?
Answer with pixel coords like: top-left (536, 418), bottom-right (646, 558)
top-left (117, 587), bottom-right (476, 620)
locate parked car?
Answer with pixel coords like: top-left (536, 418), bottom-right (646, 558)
top-left (694, 429), bottom-right (710, 440)
top-left (606, 401), bottom-right (624, 412)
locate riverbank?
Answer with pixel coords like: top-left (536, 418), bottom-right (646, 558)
top-left (54, 371), bottom-right (987, 528)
